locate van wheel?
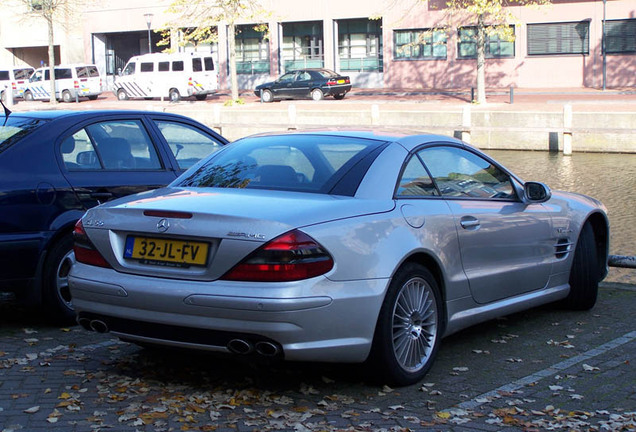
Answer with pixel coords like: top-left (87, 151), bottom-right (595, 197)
top-left (24, 91), bottom-right (34, 101)
top-left (195, 94), bottom-right (207, 101)
top-left (42, 234), bottom-right (76, 325)
top-left (87, 95), bottom-right (98, 101)
top-left (169, 89), bottom-right (181, 102)
top-left (62, 90), bottom-right (73, 103)
top-left (117, 89), bottom-right (129, 101)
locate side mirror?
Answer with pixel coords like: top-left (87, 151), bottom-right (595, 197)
top-left (524, 181), bottom-right (551, 203)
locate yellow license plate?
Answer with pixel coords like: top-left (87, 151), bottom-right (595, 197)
top-left (124, 236), bottom-right (209, 267)
top-left (337, 79), bottom-right (345, 84)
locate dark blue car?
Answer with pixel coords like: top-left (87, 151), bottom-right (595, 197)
top-left (0, 109), bottom-right (228, 323)
top-left (254, 69), bottom-right (352, 102)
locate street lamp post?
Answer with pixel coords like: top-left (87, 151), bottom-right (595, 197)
top-left (144, 13), bottom-right (154, 54)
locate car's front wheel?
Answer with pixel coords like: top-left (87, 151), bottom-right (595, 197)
top-left (42, 234), bottom-right (76, 325)
top-left (117, 89), bottom-right (129, 101)
top-left (311, 88), bottom-right (324, 101)
top-left (563, 223), bottom-right (599, 310)
top-left (370, 263), bottom-right (443, 386)
top-left (260, 89), bottom-right (273, 103)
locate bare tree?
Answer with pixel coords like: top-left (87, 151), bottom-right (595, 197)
top-left (439, 0), bottom-right (550, 104)
top-left (163, 0), bottom-right (268, 103)
top-left (15, 0), bottom-right (78, 104)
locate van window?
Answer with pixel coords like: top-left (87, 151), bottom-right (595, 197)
top-left (14, 68), bottom-right (33, 80)
top-left (122, 62), bottom-right (136, 75)
top-left (204, 57), bottom-right (214, 71)
top-left (56, 69), bottom-right (73, 79)
top-left (172, 61), bottom-right (184, 72)
top-left (158, 61), bottom-right (169, 72)
top-left (0, 71), bottom-right (9, 80)
top-left (192, 58), bottom-right (203, 72)
top-left (140, 62), bottom-right (154, 72)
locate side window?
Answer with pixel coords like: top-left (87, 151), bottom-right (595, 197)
top-left (204, 57), bottom-right (214, 71)
top-left (172, 61), bottom-right (184, 72)
top-left (158, 61), bottom-right (170, 72)
top-left (85, 120), bottom-right (162, 170)
top-left (298, 72), bottom-right (311, 81)
top-left (57, 69), bottom-right (72, 79)
top-left (396, 155), bottom-right (438, 197)
top-left (122, 62), bottom-right (136, 75)
top-left (155, 120), bottom-right (224, 170)
top-left (31, 70), bottom-right (43, 82)
top-left (418, 146), bottom-right (515, 199)
top-left (140, 62), bottom-right (154, 72)
top-left (192, 58), bottom-right (203, 72)
top-left (60, 129), bottom-right (100, 170)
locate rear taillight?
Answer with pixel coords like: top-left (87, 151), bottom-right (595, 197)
top-left (221, 229), bottom-right (333, 282)
top-left (73, 220), bottom-right (112, 268)
top-left (326, 79), bottom-right (336, 86)
top-left (74, 80), bottom-right (79, 89)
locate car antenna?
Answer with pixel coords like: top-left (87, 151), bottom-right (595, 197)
top-left (1, 98), bottom-right (11, 126)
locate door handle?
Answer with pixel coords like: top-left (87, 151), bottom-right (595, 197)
top-left (460, 216), bottom-right (480, 230)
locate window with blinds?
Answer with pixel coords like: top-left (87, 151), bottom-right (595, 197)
top-left (605, 19), bottom-right (636, 54)
top-left (527, 21), bottom-right (590, 55)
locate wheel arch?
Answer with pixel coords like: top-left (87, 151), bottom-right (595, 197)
top-left (391, 252), bottom-right (448, 326)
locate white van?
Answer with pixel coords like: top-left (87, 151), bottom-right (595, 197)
top-left (0, 66), bottom-right (35, 101)
top-left (114, 52), bottom-right (218, 102)
top-left (24, 64), bottom-right (102, 103)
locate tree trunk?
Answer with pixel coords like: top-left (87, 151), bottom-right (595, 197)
top-left (47, 14), bottom-right (57, 104)
top-left (228, 23), bottom-right (239, 102)
top-left (475, 13), bottom-right (487, 105)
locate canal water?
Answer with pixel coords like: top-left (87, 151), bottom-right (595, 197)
top-left (485, 150), bottom-right (636, 284)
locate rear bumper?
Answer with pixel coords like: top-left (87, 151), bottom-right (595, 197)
top-left (69, 262), bottom-right (389, 363)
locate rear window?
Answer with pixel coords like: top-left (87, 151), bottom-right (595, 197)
top-left (14, 68), bottom-right (33, 80)
top-left (0, 117), bottom-right (46, 155)
top-left (204, 57), bottom-right (214, 71)
top-left (192, 58), bottom-right (203, 72)
top-left (174, 134), bottom-right (385, 195)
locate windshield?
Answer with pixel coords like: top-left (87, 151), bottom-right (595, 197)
top-left (0, 117), bottom-right (46, 155)
top-left (174, 134), bottom-right (384, 195)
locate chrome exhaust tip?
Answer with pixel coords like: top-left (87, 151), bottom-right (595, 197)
top-left (89, 320), bottom-right (109, 333)
top-left (255, 341), bottom-right (279, 357)
top-left (227, 339), bottom-right (253, 355)
top-left (77, 317), bottom-right (92, 331)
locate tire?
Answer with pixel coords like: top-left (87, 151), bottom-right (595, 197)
top-left (311, 88), bottom-right (324, 101)
top-left (62, 90), bottom-right (73, 103)
top-left (24, 91), bottom-right (34, 101)
top-left (42, 235), bottom-right (77, 325)
top-left (333, 93), bottom-right (346, 100)
top-left (563, 223), bottom-right (599, 310)
top-left (260, 89), bottom-right (273, 103)
top-left (369, 263), bottom-right (443, 386)
top-left (87, 95), bottom-right (98, 100)
top-left (169, 88), bottom-right (181, 102)
top-left (195, 94), bottom-right (207, 101)
top-left (117, 89), bottom-right (129, 101)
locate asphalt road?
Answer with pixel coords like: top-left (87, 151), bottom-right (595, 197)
top-left (1, 281), bottom-right (635, 432)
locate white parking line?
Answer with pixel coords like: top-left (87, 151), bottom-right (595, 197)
top-left (455, 330), bottom-right (636, 411)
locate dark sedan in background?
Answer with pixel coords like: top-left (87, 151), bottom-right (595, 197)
top-left (0, 110), bottom-right (228, 323)
top-left (254, 69), bottom-right (352, 102)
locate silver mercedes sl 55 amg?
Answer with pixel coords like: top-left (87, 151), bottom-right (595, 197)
top-left (69, 130), bottom-right (609, 386)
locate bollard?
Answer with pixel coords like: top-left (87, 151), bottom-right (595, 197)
top-left (509, 86), bottom-right (514, 104)
top-left (470, 87), bottom-right (475, 103)
top-left (461, 106), bottom-right (471, 143)
top-left (371, 104), bottom-right (380, 125)
top-left (563, 104), bottom-right (572, 156)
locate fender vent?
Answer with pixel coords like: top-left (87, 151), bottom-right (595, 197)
top-left (555, 238), bottom-right (573, 259)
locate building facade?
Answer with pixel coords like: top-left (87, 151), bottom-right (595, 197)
top-left (1, 0), bottom-right (634, 91)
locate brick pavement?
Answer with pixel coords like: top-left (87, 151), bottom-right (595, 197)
top-left (1, 282), bottom-right (634, 431)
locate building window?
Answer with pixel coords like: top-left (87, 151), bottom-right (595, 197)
top-left (394, 29), bottom-right (447, 60)
top-left (457, 26), bottom-right (515, 59)
top-left (282, 21), bottom-right (324, 70)
top-left (605, 19), bottom-right (636, 54)
top-left (527, 21), bottom-right (590, 55)
top-left (338, 18), bottom-right (383, 72)
top-left (235, 24), bottom-right (270, 74)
